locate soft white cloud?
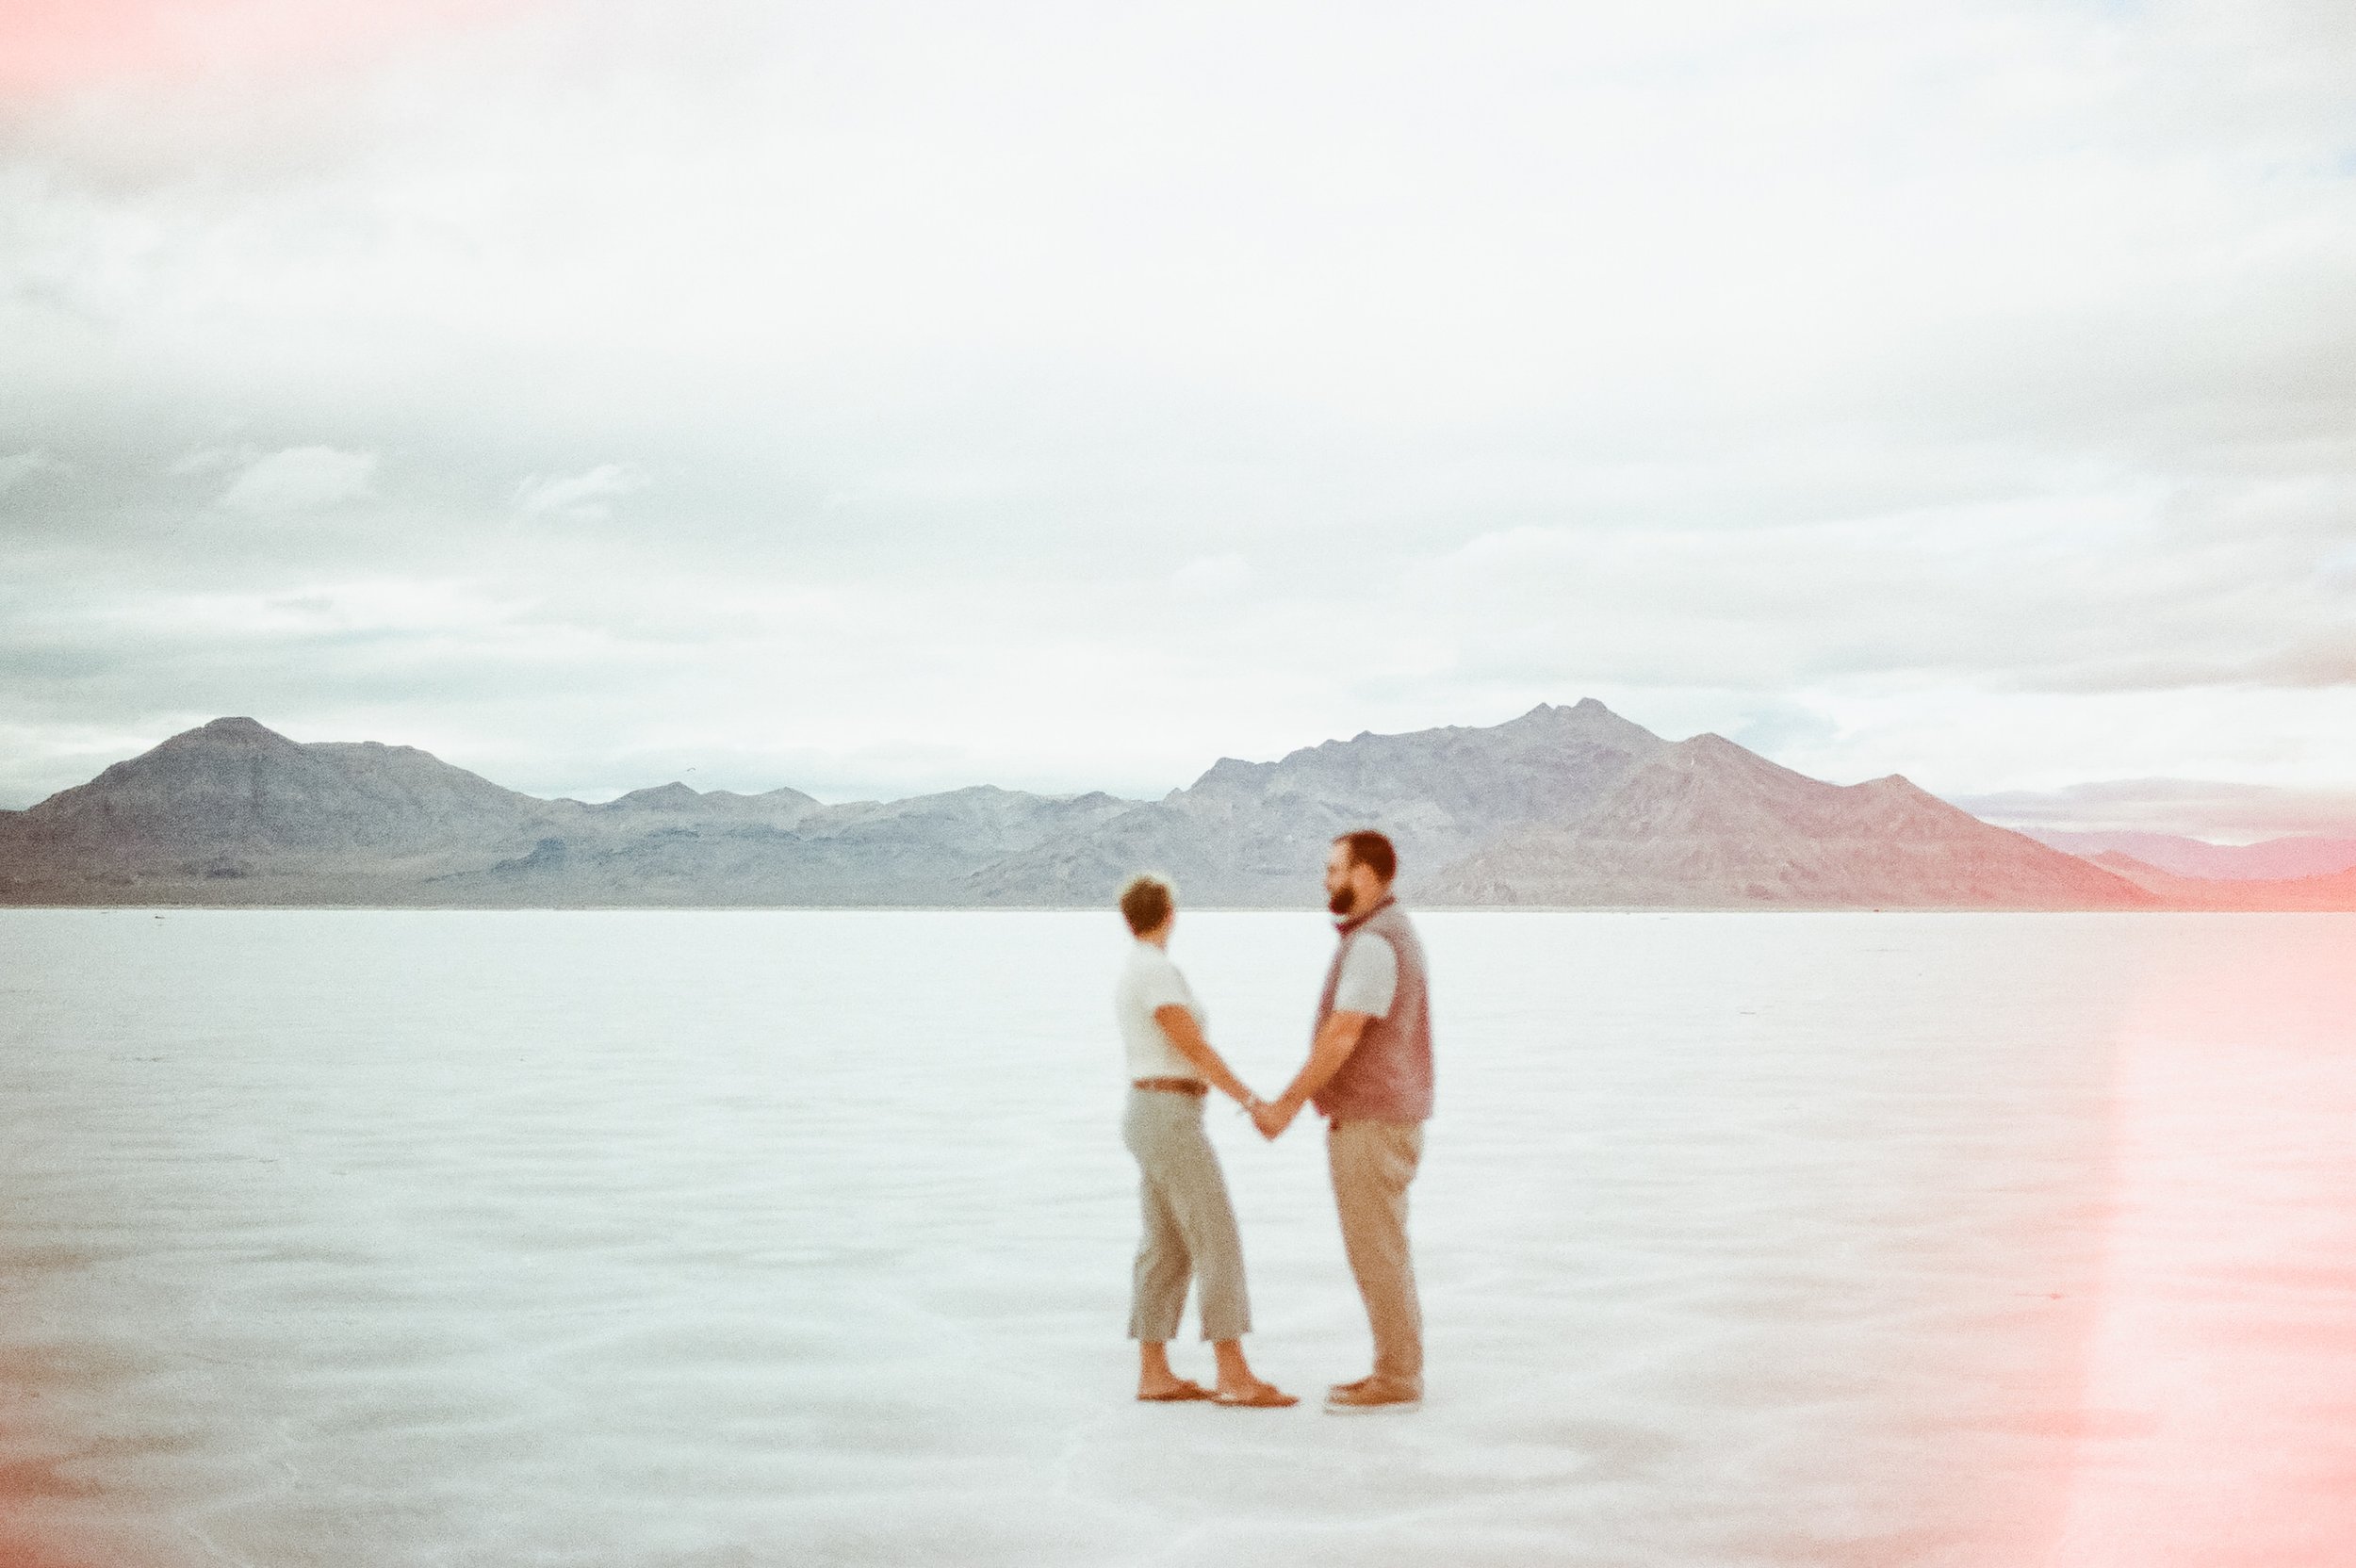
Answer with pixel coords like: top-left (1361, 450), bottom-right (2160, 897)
top-left (1956, 778), bottom-right (2356, 843)
top-left (513, 464), bottom-right (650, 522)
top-left (170, 447), bottom-right (243, 476)
top-left (1170, 553), bottom-right (1253, 599)
top-left (2, 0), bottom-right (2355, 824)
top-left (0, 450), bottom-right (67, 491)
top-left (215, 447), bottom-right (378, 513)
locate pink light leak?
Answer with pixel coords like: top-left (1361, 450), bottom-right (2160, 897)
top-left (0, 0), bottom-right (544, 99)
top-left (2043, 919), bottom-right (2356, 1566)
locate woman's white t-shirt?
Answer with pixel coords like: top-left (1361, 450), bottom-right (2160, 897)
top-left (1115, 939), bottom-right (1205, 1082)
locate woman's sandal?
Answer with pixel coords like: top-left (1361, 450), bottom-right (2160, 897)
top-left (1137, 1380), bottom-right (1218, 1403)
top-left (1212, 1381), bottom-right (1300, 1409)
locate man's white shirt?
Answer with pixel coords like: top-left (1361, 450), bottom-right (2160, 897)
top-left (1332, 932), bottom-right (1398, 1018)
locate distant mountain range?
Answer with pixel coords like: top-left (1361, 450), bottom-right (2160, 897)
top-left (2020, 829), bottom-right (2356, 882)
top-left (2071, 854), bottom-right (2356, 910)
top-left (0, 704), bottom-right (2345, 908)
top-left (0, 715), bottom-right (1135, 906)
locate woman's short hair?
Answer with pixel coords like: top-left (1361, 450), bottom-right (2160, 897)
top-left (1334, 829), bottom-right (1398, 884)
top-left (1118, 874), bottom-right (1175, 935)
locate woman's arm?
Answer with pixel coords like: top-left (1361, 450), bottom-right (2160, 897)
top-left (1151, 1004), bottom-right (1262, 1111)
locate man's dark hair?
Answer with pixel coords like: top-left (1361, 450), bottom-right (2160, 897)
top-left (1118, 873), bottom-right (1175, 935)
top-left (1334, 829), bottom-right (1398, 884)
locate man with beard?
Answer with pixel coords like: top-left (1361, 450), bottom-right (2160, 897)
top-left (1252, 829), bottom-right (1433, 1413)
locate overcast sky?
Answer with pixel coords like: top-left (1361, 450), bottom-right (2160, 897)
top-left (5, 0), bottom-right (2355, 836)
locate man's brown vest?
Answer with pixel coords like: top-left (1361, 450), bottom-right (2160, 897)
top-left (1311, 895), bottom-right (1434, 1122)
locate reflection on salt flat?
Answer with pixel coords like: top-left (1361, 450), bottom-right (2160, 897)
top-left (0, 910), bottom-right (2351, 1567)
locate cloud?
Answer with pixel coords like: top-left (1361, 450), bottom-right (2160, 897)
top-left (0, 450), bottom-right (67, 492)
top-left (215, 446), bottom-right (379, 513)
top-left (1956, 779), bottom-right (2356, 842)
top-left (4, 0), bottom-right (2356, 822)
top-left (170, 446), bottom-right (243, 476)
top-left (2258, 639), bottom-right (2356, 688)
top-left (514, 464), bottom-right (650, 522)
top-left (1170, 553), bottom-right (1252, 598)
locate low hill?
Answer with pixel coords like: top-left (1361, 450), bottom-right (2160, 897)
top-left (2082, 853), bottom-right (2356, 911)
top-left (433, 785), bottom-right (1139, 906)
top-left (2027, 830), bottom-right (2356, 882)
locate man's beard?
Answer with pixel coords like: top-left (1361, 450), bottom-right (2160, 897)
top-left (1327, 888), bottom-right (1354, 917)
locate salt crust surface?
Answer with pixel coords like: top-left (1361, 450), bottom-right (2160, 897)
top-left (2, 909), bottom-right (2352, 1566)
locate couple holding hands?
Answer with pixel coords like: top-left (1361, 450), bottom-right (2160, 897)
top-left (1114, 830), bottom-right (1432, 1413)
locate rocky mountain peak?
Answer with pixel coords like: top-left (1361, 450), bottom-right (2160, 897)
top-left (606, 782), bottom-right (704, 810)
top-left (13, 716), bottom-right (554, 856)
top-left (193, 715), bottom-right (283, 741)
top-left (152, 716), bottom-right (303, 755)
top-left (970, 698), bottom-right (1678, 906)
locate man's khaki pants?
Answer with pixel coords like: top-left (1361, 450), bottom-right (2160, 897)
top-left (1327, 1119), bottom-right (1425, 1391)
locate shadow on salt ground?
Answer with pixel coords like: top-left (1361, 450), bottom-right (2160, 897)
top-left (0, 1267), bottom-right (163, 1568)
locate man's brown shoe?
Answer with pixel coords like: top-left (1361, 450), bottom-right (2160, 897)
top-left (1324, 1377), bottom-right (1421, 1413)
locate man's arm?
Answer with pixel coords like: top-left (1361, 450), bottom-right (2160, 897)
top-left (1152, 1004), bottom-right (1261, 1110)
top-left (1256, 931), bottom-right (1397, 1137)
top-left (1254, 1010), bottom-right (1374, 1136)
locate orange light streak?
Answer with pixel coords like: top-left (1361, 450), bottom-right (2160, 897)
top-left (2042, 920), bottom-right (2356, 1565)
top-left (0, 0), bottom-right (540, 99)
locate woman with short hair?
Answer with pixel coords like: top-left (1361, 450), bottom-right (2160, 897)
top-left (1114, 873), bottom-right (1295, 1408)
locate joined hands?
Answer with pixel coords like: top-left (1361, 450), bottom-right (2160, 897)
top-left (1248, 1096), bottom-right (1299, 1141)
